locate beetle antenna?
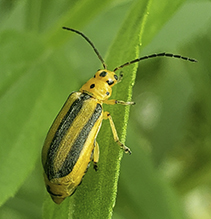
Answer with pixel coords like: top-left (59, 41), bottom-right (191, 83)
top-left (113, 52), bottom-right (197, 72)
top-left (63, 27), bottom-right (107, 69)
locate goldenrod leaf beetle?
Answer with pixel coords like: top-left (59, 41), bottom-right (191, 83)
top-left (42, 27), bottom-right (197, 204)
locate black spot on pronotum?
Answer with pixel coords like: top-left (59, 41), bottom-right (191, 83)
top-left (106, 92), bottom-right (110, 96)
top-left (90, 84), bottom-right (95, 89)
top-left (106, 80), bottom-right (114, 86)
top-left (99, 71), bottom-right (107, 77)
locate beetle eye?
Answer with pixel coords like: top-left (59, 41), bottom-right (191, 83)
top-left (114, 75), bottom-right (118, 81)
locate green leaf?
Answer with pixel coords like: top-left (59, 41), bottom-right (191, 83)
top-left (42, 0), bottom-right (115, 47)
top-left (115, 125), bottom-right (186, 219)
top-left (142, 0), bottom-right (188, 47)
top-left (0, 30), bottom-right (46, 206)
top-left (0, 0), bottom-right (114, 208)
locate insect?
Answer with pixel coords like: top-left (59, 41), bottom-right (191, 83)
top-left (42, 27), bottom-right (197, 204)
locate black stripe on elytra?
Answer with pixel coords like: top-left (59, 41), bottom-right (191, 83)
top-left (44, 93), bottom-right (91, 179)
top-left (52, 103), bottom-right (102, 179)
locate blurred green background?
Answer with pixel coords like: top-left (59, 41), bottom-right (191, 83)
top-left (0, 0), bottom-right (211, 218)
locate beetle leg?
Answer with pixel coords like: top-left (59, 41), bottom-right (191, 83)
top-left (103, 99), bottom-right (135, 105)
top-left (103, 111), bottom-right (131, 154)
top-left (93, 140), bottom-right (99, 171)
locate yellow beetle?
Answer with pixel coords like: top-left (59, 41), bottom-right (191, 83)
top-left (42, 27), bottom-right (196, 204)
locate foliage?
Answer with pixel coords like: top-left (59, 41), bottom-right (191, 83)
top-left (0, 0), bottom-right (211, 218)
